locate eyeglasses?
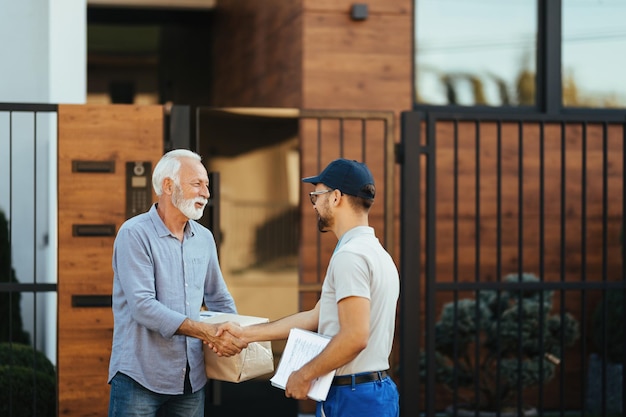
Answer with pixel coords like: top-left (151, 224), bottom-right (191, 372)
top-left (309, 189), bottom-right (333, 205)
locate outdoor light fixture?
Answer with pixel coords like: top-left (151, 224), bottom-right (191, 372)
top-left (350, 3), bottom-right (368, 21)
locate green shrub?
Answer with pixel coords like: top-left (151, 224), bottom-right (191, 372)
top-left (421, 273), bottom-right (580, 412)
top-left (0, 209), bottom-right (30, 344)
top-left (0, 343), bottom-right (56, 417)
top-left (0, 342), bottom-right (55, 375)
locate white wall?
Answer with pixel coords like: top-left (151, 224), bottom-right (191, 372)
top-left (0, 0), bottom-right (86, 103)
top-left (0, 1), bottom-right (49, 102)
top-left (0, 0), bottom-right (87, 365)
top-left (49, 0), bottom-right (87, 104)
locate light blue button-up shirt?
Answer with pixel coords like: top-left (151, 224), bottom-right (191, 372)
top-left (108, 204), bottom-right (236, 394)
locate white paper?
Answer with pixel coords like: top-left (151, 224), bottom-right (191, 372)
top-left (270, 328), bottom-right (336, 402)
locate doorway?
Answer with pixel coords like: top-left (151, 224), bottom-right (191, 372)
top-left (87, 5), bottom-right (214, 106)
top-left (196, 107), bottom-right (301, 322)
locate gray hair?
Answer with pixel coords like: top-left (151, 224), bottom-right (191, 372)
top-left (152, 149), bottom-right (202, 196)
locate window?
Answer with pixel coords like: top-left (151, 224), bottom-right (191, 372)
top-left (415, 0), bottom-right (537, 107)
top-left (563, 0), bottom-right (626, 108)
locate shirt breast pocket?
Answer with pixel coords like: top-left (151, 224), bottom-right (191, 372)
top-left (188, 257), bottom-right (208, 289)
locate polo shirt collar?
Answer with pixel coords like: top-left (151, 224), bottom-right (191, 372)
top-left (338, 225), bottom-right (374, 246)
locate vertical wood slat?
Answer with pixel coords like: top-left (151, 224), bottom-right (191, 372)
top-left (57, 104), bottom-right (163, 417)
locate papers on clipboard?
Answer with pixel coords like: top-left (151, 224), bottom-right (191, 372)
top-left (270, 328), bottom-right (336, 402)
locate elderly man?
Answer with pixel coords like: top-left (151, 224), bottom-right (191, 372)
top-left (108, 149), bottom-right (245, 417)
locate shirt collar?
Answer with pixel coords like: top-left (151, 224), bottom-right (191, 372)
top-left (149, 204), bottom-right (195, 239)
top-left (337, 225), bottom-right (374, 246)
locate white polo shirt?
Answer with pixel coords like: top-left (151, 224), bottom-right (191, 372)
top-left (318, 226), bottom-right (400, 376)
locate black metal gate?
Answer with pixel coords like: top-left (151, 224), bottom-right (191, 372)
top-left (399, 111), bottom-right (626, 416)
top-left (0, 103), bottom-right (59, 417)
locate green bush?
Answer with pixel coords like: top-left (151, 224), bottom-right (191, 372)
top-left (0, 343), bottom-right (56, 417)
top-left (421, 273), bottom-right (580, 412)
top-left (0, 342), bottom-right (55, 375)
top-left (0, 209), bottom-right (30, 344)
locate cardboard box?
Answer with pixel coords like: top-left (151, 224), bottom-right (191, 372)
top-left (200, 312), bottom-right (274, 383)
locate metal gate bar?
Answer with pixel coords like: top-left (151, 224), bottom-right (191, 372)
top-left (0, 103), bottom-right (58, 417)
top-left (400, 111), bottom-right (626, 416)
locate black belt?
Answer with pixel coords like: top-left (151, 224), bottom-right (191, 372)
top-left (332, 370), bottom-right (389, 386)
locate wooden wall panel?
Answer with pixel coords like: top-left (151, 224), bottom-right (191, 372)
top-left (212, 0), bottom-right (302, 107)
top-left (304, 0), bottom-right (409, 14)
top-left (300, 3), bottom-right (411, 328)
top-left (430, 121), bottom-right (624, 284)
top-left (299, 116), bottom-right (391, 287)
top-left (302, 1), bottom-right (412, 113)
top-left (57, 104), bottom-right (163, 417)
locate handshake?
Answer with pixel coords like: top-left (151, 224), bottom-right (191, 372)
top-left (200, 315), bottom-right (276, 384)
top-left (201, 321), bottom-right (250, 357)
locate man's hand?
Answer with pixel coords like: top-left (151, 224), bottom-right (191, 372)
top-left (284, 369), bottom-right (313, 400)
top-left (177, 318), bottom-right (247, 356)
top-left (215, 321), bottom-right (245, 339)
top-left (205, 321), bottom-right (248, 356)
top-left (205, 322), bottom-right (248, 356)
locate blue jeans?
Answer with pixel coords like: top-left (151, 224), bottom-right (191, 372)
top-left (316, 374), bottom-right (399, 417)
top-left (108, 372), bottom-right (205, 417)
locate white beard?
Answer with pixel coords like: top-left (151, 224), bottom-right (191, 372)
top-left (172, 185), bottom-right (207, 220)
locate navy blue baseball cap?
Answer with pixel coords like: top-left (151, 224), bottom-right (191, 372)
top-left (302, 158), bottom-right (375, 200)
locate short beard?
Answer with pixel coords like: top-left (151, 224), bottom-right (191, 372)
top-left (317, 215), bottom-right (331, 233)
top-left (316, 201), bottom-right (332, 233)
top-left (172, 184), bottom-right (207, 220)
